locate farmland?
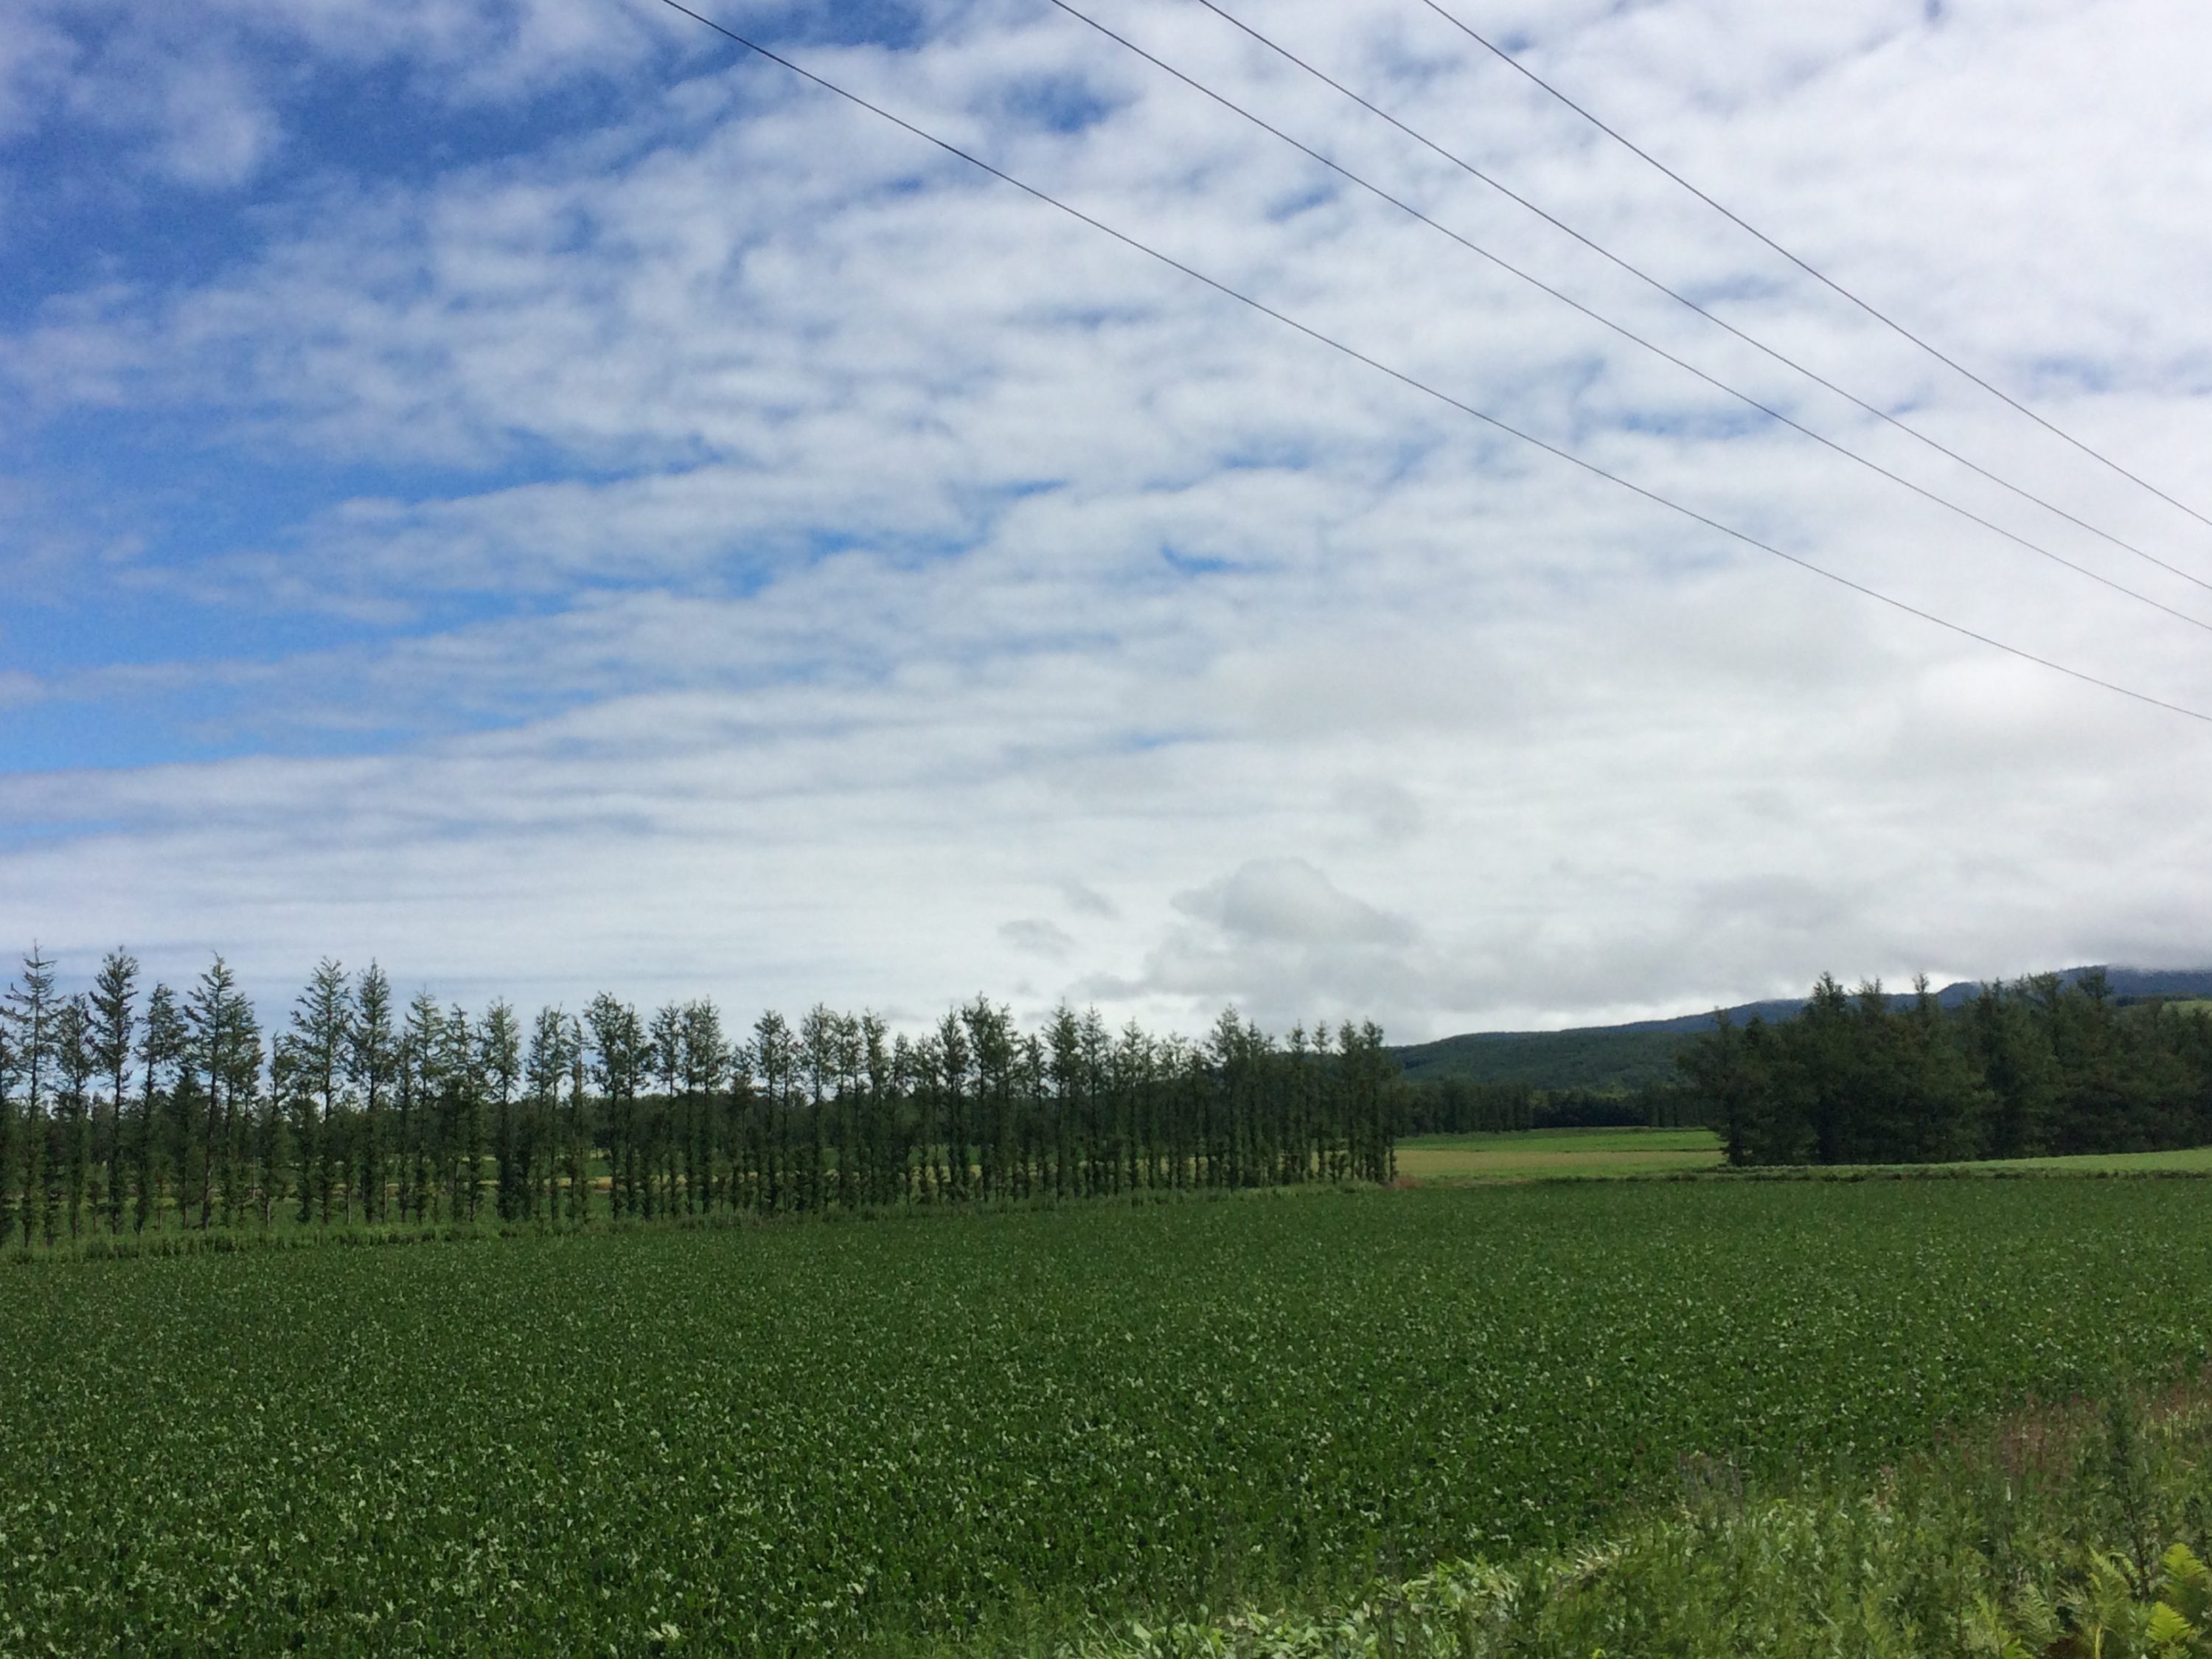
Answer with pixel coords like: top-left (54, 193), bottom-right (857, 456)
top-left (7, 1180), bottom-right (2212, 1655)
top-left (1395, 1127), bottom-right (1725, 1180)
top-left (1394, 1126), bottom-right (2212, 1181)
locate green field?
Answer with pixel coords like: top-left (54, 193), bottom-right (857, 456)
top-left (10, 1181), bottom-right (2212, 1654)
top-left (1396, 1127), bottom-right (1725, 1180)
top-left (1398, 1126), bottom-right (2212, 1182)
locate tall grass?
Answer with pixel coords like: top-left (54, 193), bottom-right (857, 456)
top-left (1061, 1378), bottom-right (2212, 1658)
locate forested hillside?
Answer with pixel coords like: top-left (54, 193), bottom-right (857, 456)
top-left (0, 948), bottom-right (1395, 1250)
top-left (1391, 1026), bottom-right (1691, 1093)
top-left (1393, 966), bottom-right (2212, 1093)
top-left (1680, 969), bottom-right (2212, 1164)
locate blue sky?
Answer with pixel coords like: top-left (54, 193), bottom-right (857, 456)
top-left (4, 0), bottom-right (2212, 1035)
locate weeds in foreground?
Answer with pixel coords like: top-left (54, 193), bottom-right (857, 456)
top-left (1051, 1378), bottom-right (2212, 1659)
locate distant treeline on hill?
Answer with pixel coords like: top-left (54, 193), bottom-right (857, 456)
top-left (1390, 967), bottom-right (2212, 1096)
top-left (1399, 1075), bottom-right (1697, 1135)
top-left (0, 947), bottom-right (1397, 1250)
top-left (1680, 970), bottom-right (2212, 1165)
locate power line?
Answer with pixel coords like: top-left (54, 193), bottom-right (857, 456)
top-left (1042, 0), bottom-right (2212, 637)
top-left (648, 0), bottom-right (2212, 728)
top-left (1411, 0), bottom-right (2212, 535)
top-left (1185, 0), bottom-right (2212, 595)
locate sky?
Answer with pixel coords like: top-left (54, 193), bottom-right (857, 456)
top-left (3, 0), bottom-right (2211, 1041)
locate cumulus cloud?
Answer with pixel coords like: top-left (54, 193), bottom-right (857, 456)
top-left (1000, 918), bottom-right (1077, 960)
top-left (2, 0), bottom-right (2211, 1040)
top-left (1091, 858), bottom-right (1427, 1031)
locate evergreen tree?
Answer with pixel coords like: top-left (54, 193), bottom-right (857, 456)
top-left (566, 1018), bottom-right (591, 1221)
top-left (680, 1000), bottom-right (728, 1213)
top-left (399, 990), bottom-right (445, 1222)
top-left (935, 1011), bottom-right (971, 1203)
top-left (288, 961), bottom-right (352, 1227)
top-left (0, 941), bottom-right (1426, 1242)
top-left (477, 1000), bottom-right (520, 1225)
top-left (649, 1001), bottom-right (685, 1214)
top-left (0, 1017), bottom-right (15, 1245)
top-left (137, 983), bottom-right (187, 1230)
top-left (349, 964), bottom-right (397, 1222)
top-left (89, 950), bottom-right (139, 1234)
top-left (255, 1034), bottom-right (288, 1227)
top-left (54, 995), bottom-right (94, 1240)
top-left (753, 1011), bottom-right (795, 1213)
top-left (800, 1004), bottom-right (838, 1214)
top-left (4, 946), bottom-right (59, 1245)
top-left (586, 995), bottom-right (645, 1218)
top-left (187, 957), bottom-right (260, 1230)
top-left (523, 1006), bottom-right (573, 1222)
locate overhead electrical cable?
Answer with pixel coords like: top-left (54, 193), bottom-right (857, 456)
top-left (1185, 0), bottom-right (2212, 594)
top-left (649, 0), bottom-right (2212, 728)
top-left (1042, 0), bottom-right (2212, 636)
top-left (1411, 0), bottom-right (2212, 535)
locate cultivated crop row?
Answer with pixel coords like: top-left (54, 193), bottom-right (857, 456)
top-left (5, 1180), bottom-right (2211, 1654)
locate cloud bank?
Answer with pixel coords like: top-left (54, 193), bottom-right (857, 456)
top-left (3, 0), bottom-right (2211, 1039)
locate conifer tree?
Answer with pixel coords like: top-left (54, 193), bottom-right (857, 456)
top-left (187, 957), bottom-right (260, 1229)
top-left (399, 991), bottom-right (445, 1222)
top-left (523, 1006), bottom-right (572, 1222)
top-left (349, 964), bottom-right (397, 1222)
top-left (4, 946), bottom-right (58, 1245)
top-left (566, 1018), bottom-right (591, 1220)
top-left (259, 1035), bottom-right (292, 1226)
top-left (89, 950), bottom-right (138, 1233)
top-left (679, 1000), bottom-right (728, 1213)
top-left (1, 936), bottom-right (1433, 1242)
top-left (833, 1011), bottom-right (863, 1211)
top-left (934, 1012), bottom-right (971, 1203)
top-left (649, 1001), bottom-right (684, 1213)
top-left (753, 1011), bottom-right (794, 1213)
top-left (288, 961), bottom-right (351, 1226)
top-left (586, 995), bottom-right (644, 1218)
top-left (799, 1004), bottom-right (838, 1214)
top-left (137, 983), bottom-right (186, 1229)
top-left (860, 1012), bottom-right (892, 1206)
top-left (476, 1000), bottom-right (519, 1225)
top-left (0, 1018), bottom-right (15, 1245)
top-left (54, 995), bottom-right (94, 1239)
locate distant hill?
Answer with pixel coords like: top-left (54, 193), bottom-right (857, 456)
top-left (1391, 966), bottom-right (2212, 1093)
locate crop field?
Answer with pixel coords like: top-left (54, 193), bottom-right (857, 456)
top-left (1395, 1127), bottom-right (2212, 1182)
top-left (7, 1181), bottom-right (2212, 1655)
top-left (1394, 1127), bottom-right (1725, 1180)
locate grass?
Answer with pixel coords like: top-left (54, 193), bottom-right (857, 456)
top-left (11, 1181), bottom-right (2212, 1653)
top-left (1996, 1145), bottom-right (2212, 1173)
top-left (1395, 1127), bottom-right (1725, 1180)
top-left (1395, 1126), bottom-right (2212, 1183)
top-left (1071, 1377), bottom-right (2212, 1658)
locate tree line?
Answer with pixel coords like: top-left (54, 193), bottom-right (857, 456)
top-left (1679, 970), bottom-right (2212, 1165)
top-left (1399, 1076), bottom-right (1700, 1135)
top-left (0, 947), bottom-right (1399, 1248)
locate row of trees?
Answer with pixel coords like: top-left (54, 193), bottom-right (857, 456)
top-left (1400, 1077), bottom-right (1700, 1135)
top-left (1680, 970), bottom-right (2212, 1165)
top-left (0, 947), bottom-right (1399, 1247)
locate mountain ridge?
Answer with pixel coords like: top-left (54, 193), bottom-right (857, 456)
top-left (1391, 966), bottom-right (2212, 1093)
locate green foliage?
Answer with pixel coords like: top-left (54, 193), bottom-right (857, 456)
top-left (1392, 1027), bottom-right (1691, 1093)
top-left (1, 947), bottom-right (1398, 1249)
top-left (7, 1182), bottom-right (2212, 1653)
top-left (1681, 972), bottom-right (2212, 1166)
top-left (1076, 1385), bottom-right (2212, 1659)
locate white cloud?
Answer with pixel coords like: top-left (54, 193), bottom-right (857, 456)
top-left (1001, 917), bottom-right (1078, 960)
top-left (4, 0), bottom-right (2212, 1042)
